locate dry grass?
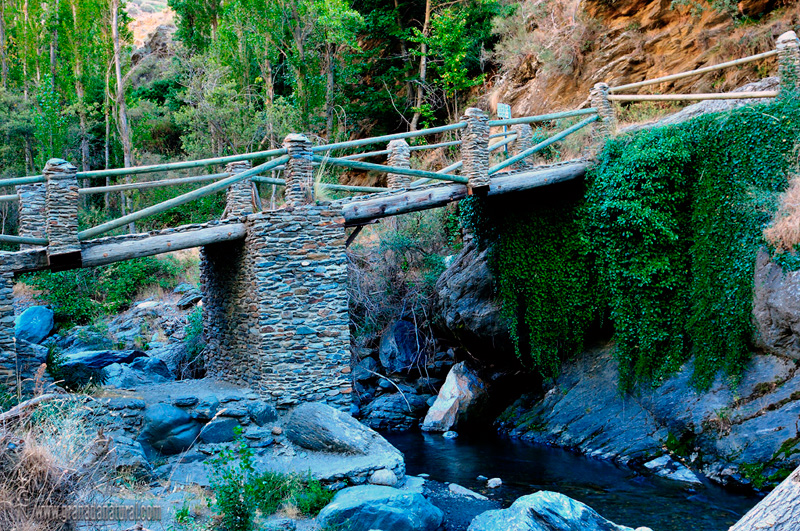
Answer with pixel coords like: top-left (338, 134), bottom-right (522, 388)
top-left (0, 395), bottom-right (112, 530)
top-left (765, 173), bottom-right (800, 253)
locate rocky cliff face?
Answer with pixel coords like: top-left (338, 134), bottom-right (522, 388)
top-left (484, 0), bottom-right (799, 117)
top-left (434, 240), bottom-right (800, 490)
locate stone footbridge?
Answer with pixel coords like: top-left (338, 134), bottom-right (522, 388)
top-left (0, 30), bottom-right (796, 408)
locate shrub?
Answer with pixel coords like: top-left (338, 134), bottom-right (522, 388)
top-left (208, 431), bottom-right (333, 531)
top-left (22, 256), bottom-right (184, 326)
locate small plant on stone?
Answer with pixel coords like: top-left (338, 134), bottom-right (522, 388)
top-left (46, 344), bottom-right (106, 392)
top-left (208, 429), bottom-right (258, 531)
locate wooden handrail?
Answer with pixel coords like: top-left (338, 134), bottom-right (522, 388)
top-left (312, 154), bottom-right (469, 184)
top-left (487, 108), bottom-right (597, 127)
top-left (608, 91), bottom-right (778, 102)
top-left (609, 49), bottom-right (779, 93)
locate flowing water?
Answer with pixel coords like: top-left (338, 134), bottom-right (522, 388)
top-left (384, 431), bottom-right (761, 531)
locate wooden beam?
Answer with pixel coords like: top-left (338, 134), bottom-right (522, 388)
top-left (5, 223), bottom-right (247, 273)
top-left (729, 465), bottom-right (800, 531)
top-left (342, 162), bottom-right (587, 226)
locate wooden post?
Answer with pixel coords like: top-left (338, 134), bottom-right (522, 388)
top-left (509, 124), bottom-right (534, 172)
top-left (386, 139), bottom-right (411, 189)
top-left (590, 82), bottom-right (616, 141)
top-left (461, 107), bottom-right (490, 195)
top-left (44, 158), bottom-right (81, 271)
top-left (777, 30), bottom-right (800, 93)
top-left (224, 160), bottom-right (260, 218)
top-left (15, 181), bottom-right (46, 250)
top-left (729, 464), bottom-right (800, 531)
top-left (283, 134), bottom-right (313, 206)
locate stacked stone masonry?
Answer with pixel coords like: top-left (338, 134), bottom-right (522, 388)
top-left (386, 140), bottom-right (411, 189)
top-left (461, 108), bottom-right (491, 193)
top-left (283, 134), bottom-right (314, 206)
top-left (201, 203), bottom-right (351, 410)
top-left (225, 161), bottom-right (260, 218)
top-left (0, 256), bottom-right (15, 388)
top-left (510, 124), bottom-right (534, 172)
top-left (590, 83), bottom-right (616, 140)
top-left (16, 182), bottom-right (46, 250)
top-left (44, 159), bottom-right (80, 258)
top-left (777, 30), bottom-right (800, 92)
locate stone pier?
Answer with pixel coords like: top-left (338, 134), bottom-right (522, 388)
top-left (201, 204), bottom-right (351, 410)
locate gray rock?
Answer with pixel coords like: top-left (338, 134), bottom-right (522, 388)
top-left (379, 320), bottom-right (420, 374)
top-left (248, 402), bottom-right (278, 425)
top-left (487, 478), bottom-right (502, 488)
top-left (129, 356), bottom-right (174, 379)
top-left (354, 356), bottom-right (379, 382)
top-left (260, 516), bottom-right (296, 531)
top-left (422, 362), bottom-right (487, 432)
top-left (244, 427), bottom-right (274, 440)
top-left (177, 293), bottom-right (202, 310)
top-left (173, 283), bottom-right (196, 294)
top-left (63, 349), bottom-right (146, 370)
top-left (199, 417), bottom-right (241, 444)
top-left (173, 395), bottom-right (199, 407)
top-left (317, 485), bottom-right (443, 531)
top-left (108, 434), bottom-right (151, 479)
top-left (369, 468), bottom-right (398, 486)
top-left (443, 431), bottom-right (458, 439)
top-left (449, 483), bottom-right (488, 500)
top-left (435, 241), bottom-right (512, 357)
top-left (15, 306), bottom-right (54, 344)
top-left (192, 396), bottom-right (220, 421)
top-left (219, 407), bottom-right (248, 418)
top-left (468, 491), bottom-right (633, 531)
top-left (103, 362), bottom-right (172, 388)
top-left (138, 404), bottom-right (201, 455)
top-left (362, 393), bottom-right (428, 431)
top-left (643, 456), bottom-right (702, 484)
top-left (754, 249), bottom-right (800, 360)
top-left (285, 402), bottom-right (375, 455)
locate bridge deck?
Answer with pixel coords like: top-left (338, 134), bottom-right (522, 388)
top-left (2, 159), bottom-right (588, 274)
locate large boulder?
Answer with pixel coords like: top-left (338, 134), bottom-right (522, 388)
top-left (435, 241), bottom-right (512, 357)
top-left (62, 349), bottom-right (146, 370)
top-left (107, 434), bottom-right (152, 479)
top-left (362, 393), bottom-right (429, 431)
top-left (468, 491), bottom-right (632, 531)
top-left (199, 417), bottom-right (241, 444)
top-left (753, 249), bottom-right (800, 360)
top-left (379, 320), bottom-right (420, 374)
top-left (421, 362), bottom-right (487, 432)
top-left (285, 402), bottom-right (376, 454)
top-left (138, 404), bottom-right (201, 455)
top-left (317, 485), bottom-right (444, 531)
top-left (15, 306), bottom-right (54, 344)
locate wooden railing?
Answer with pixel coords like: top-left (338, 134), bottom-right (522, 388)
top-left (0, 29), bottom-right (796, 250)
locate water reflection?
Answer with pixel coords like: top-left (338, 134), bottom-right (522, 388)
top-left (384, 431), bottom-right (760, 531)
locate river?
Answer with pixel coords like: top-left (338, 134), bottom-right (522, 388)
top-left (383, 431), bottom-right (761, 531)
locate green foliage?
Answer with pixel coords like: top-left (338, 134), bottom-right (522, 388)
top-left (22, 256), bottom-right (183, 326)
top-left (33, 76), bottom-right (70, 166)
top-left (585, 96), bottom-right (800, 390)
top-left (208, 431), bottom-right (333, 531)
top-left (461, 181), bottom-right (601, 378)
top-left (184, 306), bottom-right (206, 375)
top-left (0, 383), bottom-right (16, 412)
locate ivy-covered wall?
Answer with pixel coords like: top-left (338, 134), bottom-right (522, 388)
top-left (464, 95), bottom-right (800, 390)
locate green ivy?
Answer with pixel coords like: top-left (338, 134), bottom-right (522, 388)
top-left (465, 94), bottom-right (800, 389)
top-left (462, 180), bottom-right (601, 378)
top-left (587, 95), bottom-right (800, 390)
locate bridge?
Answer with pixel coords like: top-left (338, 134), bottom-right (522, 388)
top-left (0, 31), bottom-right (796, 407)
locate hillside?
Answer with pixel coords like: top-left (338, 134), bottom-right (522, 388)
top-left (484, 0), bottom-right (799, 118)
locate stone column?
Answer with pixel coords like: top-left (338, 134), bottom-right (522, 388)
top-left (590, 82), bottom-right (616, 141)
top-left (16, 182), bottom-right (47, 250)
top-left (386, 139), bottom-right (411, 189)
top-left (509, 124), bottom-right (534, 172)
top-left (283, 134), bottom-right (314, 206)
top-left (224, 160), bottom-right (258, 218)
top-left (460, 107), bottom-right (490, 195)
top-left (44, 158), bottom-right (81, 270)
top-left (777, 30), bottom-right (800, 94)
top-left (0, 257), bottom-right (16, 390)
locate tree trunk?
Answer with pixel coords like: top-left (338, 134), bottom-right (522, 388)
top-left (22, 0), bottom-right (28, 99)
top-left (50, 0), bottom-right (59, 87)
top-left (729, 466), bottom-right (800, 531)
top-left (71, 1), bottom-right (89, 174)
top-left (0, 0), bottom-right (7, 89)
top-left (111, 0), bottom-right (134, 232)
top-left (325, 44), bottom-right (335, 140)
top-left (262, 35), bottom-right (274, 105)
top-left (410, 0), bottom-right (432, 131)
top-left (393, 0), bottom-right (413, 106)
